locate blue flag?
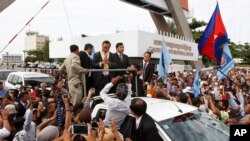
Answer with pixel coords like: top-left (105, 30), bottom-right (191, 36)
top-left (193, 68), bottom-right (200, 97)
top-left (158, 39), bottom-right (172, 79)
top-left (216, 43), bottom-right (234, 80)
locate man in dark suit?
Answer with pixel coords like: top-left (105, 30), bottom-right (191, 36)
top-left (92, 40), bottom-right (116, 95)
top-left (79, 43), bottom-right (94, 93)
top-left (113, 42), bottom-right (130, 77)
top-left (135, 52), bottom-right (155, 96)
top-left (127, 98), bottom-right (162, 141)
top-left (16, 92), bottom-right (29, 118)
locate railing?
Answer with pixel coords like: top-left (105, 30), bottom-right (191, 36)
top-left (82, 69), bottom-right (138, 97)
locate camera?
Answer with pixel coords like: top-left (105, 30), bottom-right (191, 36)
top-left (71, 124), bottom-right (88, 134)
top-left (63, 94), bottom-right (68, 98)
top-left (91, 117), bottom-right (98, 128)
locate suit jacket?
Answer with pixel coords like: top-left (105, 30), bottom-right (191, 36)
top-left (113, 53), bottom-right (130, 76)
top-left (92, 52), bottom-right (116, 86)
top-left (139, 61), bottom-right (155, 84)
top-left (134, 114), bottom-right (162, 141)
top-left (79, 51), bottom-right (91, 69)
top-left (16, 102), bottom-right (27, 118)
top-left (59, 53), bottom-right (86, 85)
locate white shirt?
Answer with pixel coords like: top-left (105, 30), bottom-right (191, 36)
top-left (136, 116), bottom-right (143, 129)
top-left (100, 82), bottom-right (132, 129)
top-left (84, 51), bottom-right (90, 57)
top-left (139, 60), bottom-right (148, 80)
top-left (0, 128), bottom-right (11, 140)
top-left (23, 109), bottom-right (36, 140)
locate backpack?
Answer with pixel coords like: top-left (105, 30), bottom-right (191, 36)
top-left (13, 130), bottom-right (30, 141)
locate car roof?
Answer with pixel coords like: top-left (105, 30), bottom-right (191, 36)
top-left (0, 69), bottom-right (15, 72)
top-left (8, 72), bottom-right (51, 78)
top-left (96, 97), bottom-right (198, 122)
top-left (139, 97), bottom-right (197, 122)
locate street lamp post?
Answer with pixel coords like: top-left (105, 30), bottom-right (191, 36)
top-left (6, 52), bottom-right (8, 69)
top-left (23, 50), bottom-right (27, 72)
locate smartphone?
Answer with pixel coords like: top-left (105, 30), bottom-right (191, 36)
top-left (91, 121), bottom-right (98, 128)
top-left (71, 125), bottom-right (88, 134)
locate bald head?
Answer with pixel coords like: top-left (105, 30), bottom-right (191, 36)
top-left (130, 98), bottom-right (147, 117)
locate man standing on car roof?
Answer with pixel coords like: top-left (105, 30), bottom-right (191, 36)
top-left (59, 45), bottom-right (88, 105)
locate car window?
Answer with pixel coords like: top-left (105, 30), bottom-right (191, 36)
top-left (158, 110), bottom-right (229, 141)
top-left (24, 77), bottom-right (54, 88)
top-left (11, 75), bottom-right (19, 85)
top-left (7, 74), bottom-right (14, 83)
top-left (16, 76), bottom-right (23, 85)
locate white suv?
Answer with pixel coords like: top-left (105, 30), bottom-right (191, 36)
top-left (91, 97), bottom-right (229, 141)
top-left (5, 72), bottom-right (55, 89)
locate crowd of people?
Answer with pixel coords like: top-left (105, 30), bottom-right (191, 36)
top-left (0, 40), bottom-right (250, 141)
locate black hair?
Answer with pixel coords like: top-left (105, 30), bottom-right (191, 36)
top-left (73, 103), bottom-right (83, 116)
top-left (179, 93), bottom-right (188, 103)
top-left (130, 98), bottom-right (147, 116)
top-left (102, 40), bottom-right (111, 45)
top-left (70, 44), bottom-right (79, 52)
top-left (144, 51), bottom-right (151, 57)
top-left (220, 100), bottom-right (229, 110)
top-left (115, 42), bottom-right (123, 48)
top-left (73, 135), bottom-right (86, 141)
top-left (84, 43), bottom-right (93, 51)
top-left (13, 117), bottom-right (25, 131)
top-left (19, 92), bottom-right (28, 99)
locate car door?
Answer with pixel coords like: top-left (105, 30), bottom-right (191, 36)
top-left (5, 74), bottom-right (15, 89)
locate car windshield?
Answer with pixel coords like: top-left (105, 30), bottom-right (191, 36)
top-left (24, 77), bottom-right (54, 88)
top-left (0, 71), bottom-right (13, 81)
top-left (158, 110), bottom-right (229, 141)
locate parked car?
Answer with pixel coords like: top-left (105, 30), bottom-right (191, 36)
top-left (5, 72), bottom-right (55, 89)
top-left (91, 97), bottom-right (229, 141)
top-left (0, 69), bottom-right (16, 82)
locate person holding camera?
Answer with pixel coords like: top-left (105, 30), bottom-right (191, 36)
top-left (100, 76), bottom-right (132, 130)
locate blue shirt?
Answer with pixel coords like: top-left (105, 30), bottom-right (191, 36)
top-left (0, 89), bottom-right (8, 97)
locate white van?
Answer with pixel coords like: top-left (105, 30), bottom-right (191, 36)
top-left (5, 72), bottom-right (55, 89)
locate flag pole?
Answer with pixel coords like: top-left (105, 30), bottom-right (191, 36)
top-left (215, 66), bottom-right (248, 93)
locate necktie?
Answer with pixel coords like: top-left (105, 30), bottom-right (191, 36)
top-left (119, 53), bottom-right (123, 62)
top-left (103, 53), bottom-right (109, 75)
top-left (143, 62), bottom-right (147, 79)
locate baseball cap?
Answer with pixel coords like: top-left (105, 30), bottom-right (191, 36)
top-left (5, 104), bottom-right (17, 114)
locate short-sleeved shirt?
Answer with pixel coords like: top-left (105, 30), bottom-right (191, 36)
top-left (0, 89), bottom-right (7, 97)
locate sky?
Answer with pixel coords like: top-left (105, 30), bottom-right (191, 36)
top-left (0, 0), bottom-right (249, 56)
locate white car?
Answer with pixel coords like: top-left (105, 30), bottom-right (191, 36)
top-left (5, 72), bottom-right (55, 89)
top-left (0, 69), bottom-right (16, 82)
top-left (91, 97), bottom-right (229, 141)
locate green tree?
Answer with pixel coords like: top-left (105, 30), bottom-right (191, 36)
top-left (42, 40), bottom-right (53, 62)
top-left (26, 50), bottom-right (44, 62)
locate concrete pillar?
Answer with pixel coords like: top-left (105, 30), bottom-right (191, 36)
top-left (149, 11), bottom-right (171, 33)
top-left (164, 0), bottom-right (193, 39)
top-left (0, 0), bottom-right (15, 13)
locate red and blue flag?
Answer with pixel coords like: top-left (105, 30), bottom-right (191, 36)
top-left (198, 3), bottom-right (228, 65)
